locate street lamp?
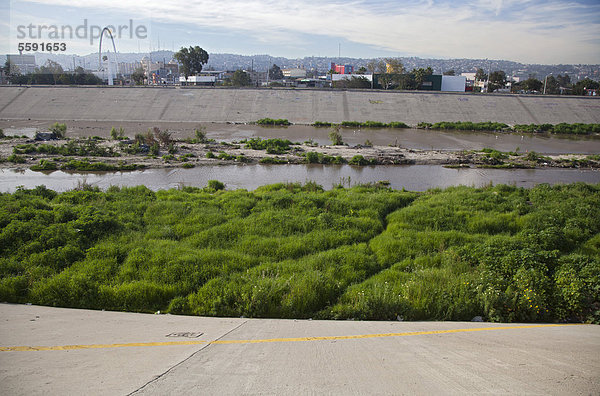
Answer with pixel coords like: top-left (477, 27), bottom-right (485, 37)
top-left (543, 73), bottom-right (552, 95)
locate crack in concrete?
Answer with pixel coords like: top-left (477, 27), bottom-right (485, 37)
top-left (127, 319), bottom-right (249, 395)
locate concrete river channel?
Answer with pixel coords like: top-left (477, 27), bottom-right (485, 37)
top-left (1, 124), bottom-right (599, 192)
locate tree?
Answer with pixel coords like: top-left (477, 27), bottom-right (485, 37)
top-left (556, 74), bottom-right (571, 88)
top-left (174, 46), bottom-right (209, 79)
top-left (475, 68), bottom-right (487, 81)
top-left (268, 64), bottom-right (283, 80)
top-left (443, 70), bottom-right (455, 76)
top-left (4, 59), bottom-right (21, 83)
top-left (544, 76), bottom-right (560, 94)
top-left (230, 70), bottom-right (251, 86)
top-left (488, 70), bottom-right (507, 92)
top-left (384, 58), bottom-right (405, 74)
top-left (413, 67), bottom-right (433, 88)
top-left (572, 78), bottom-right (600, 96)
top-left (512, 78), bottom-right (542, 93)
top-left (132, 67), bottom-right (145, 85)
top-left (356, 66), bottom-right (367, 74)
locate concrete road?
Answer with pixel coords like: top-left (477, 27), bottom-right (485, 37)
top-left (1, 304), bottom-right (598, 395)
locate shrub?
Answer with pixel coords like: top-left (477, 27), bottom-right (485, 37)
top-left (31, 159), bottom-right (58, 171)
top-left (256, 118), bottom-right (291, 126)
top-left (328, 127), bottom-right (344, 145)
top-left (49, 123), bottom-right (67, 139)
top-left (206, 180), bottom-right (225, 191)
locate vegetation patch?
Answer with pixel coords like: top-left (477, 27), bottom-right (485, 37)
top-left (14, 139), bottom-right (119, 157)
top-left (1, 183), bottom-right (598, 322)
top-left (259, 157), bottom-right (289, 164)
top-left (256, 118), bottom-right (291, 126)
top-left (0, 183), bottom-right (598, 323)
top-left (60, 160), bottom-right (144, 171)
top-left (243, 138), bottom-right (294, 154)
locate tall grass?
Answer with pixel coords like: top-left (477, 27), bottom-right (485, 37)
top-left (0, 183), bottom-right (598, 323)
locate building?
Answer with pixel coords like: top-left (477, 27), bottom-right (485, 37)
top-left (330, 63), bottom-right (353, 74)
top-left (6, 54), bottom-right (36, 74)
top-left (282, 68), bottom-right (307, 78)
top-left (245, 70), bottom-right (268, 85)
top-left (440, 75), bottom-right (467, 92)
top-left (179, 75), bottom-right (216, 86)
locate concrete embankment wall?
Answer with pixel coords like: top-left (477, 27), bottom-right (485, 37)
top-left (1, 86), bottom-right (599, 125)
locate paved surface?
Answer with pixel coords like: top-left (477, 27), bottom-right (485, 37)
top-left (1, 304), bottom-right (599, 395)
top-left (1, 86), bottom-right (599, 125)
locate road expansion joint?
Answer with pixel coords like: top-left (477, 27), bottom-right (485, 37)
top-left (127, 319), bottom-right (249, 395)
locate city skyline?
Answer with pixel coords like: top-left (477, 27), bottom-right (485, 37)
top-left (2, 0), bottom-right (600, 65)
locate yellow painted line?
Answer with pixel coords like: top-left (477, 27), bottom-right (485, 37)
top-left (0, 340), bottom-right (208, 352)
top-left (0, 323), bottom-right (583, 352)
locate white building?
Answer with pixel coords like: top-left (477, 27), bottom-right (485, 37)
top-left (6, 54), bottom-right (36, 74)
top-left (282, 68), bottom-right (307, 78)
top-left (179, 75), bottom-right (216, 85)
top-left (441, 75), bottom-right (467, 92)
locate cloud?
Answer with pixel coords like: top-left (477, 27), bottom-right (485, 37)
top-left (11, 0), bottom-right (600, 63)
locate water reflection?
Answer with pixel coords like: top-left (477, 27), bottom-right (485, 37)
top-left (1, 165), bottom-right (598, 193)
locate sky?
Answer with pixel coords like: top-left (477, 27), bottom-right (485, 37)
top-left (2, 0), bottom-right (600, 64)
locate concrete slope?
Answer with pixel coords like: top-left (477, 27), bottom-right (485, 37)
top-left (1, 86), bottom-right (599, 125)
top-left (1, 304), bottom-right (599, 395)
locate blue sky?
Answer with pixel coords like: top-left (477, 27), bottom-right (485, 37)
top-left (2, 0), bottom-right (600, 64)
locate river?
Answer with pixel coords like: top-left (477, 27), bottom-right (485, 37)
top-left (1, 165), bottom-right (599, 193)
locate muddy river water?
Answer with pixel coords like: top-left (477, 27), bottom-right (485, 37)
top-left (1, 123), bottom-right (599, 192)
top-left (1, 165), bottom-right (599, 193)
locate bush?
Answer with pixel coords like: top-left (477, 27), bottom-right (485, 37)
top-left (328, 127), bottom-right (344, 145)
top-left (49, 123), bottom-right (67, 139)
top-left (7, 154), bottom-right (25, 163)
top-left (256, 118), bottom-right (291, 126)
top-left (206, 180), bottom-right (225, 191)
top-left (31, 159), bottom-right (58, 171)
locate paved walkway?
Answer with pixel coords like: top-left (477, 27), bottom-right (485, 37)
top-left (1, 304), bottom-right (598, 395)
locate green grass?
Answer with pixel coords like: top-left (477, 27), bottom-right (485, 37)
top-left (1, 183), bottom-right (598, 323)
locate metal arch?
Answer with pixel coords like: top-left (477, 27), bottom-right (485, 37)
top-left (98, 27), bottom-right (119, 71)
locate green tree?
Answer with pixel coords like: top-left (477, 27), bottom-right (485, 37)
top-left (488, 70), bottom-right (507, 92)
top-left (544, 76), bottom-right (560, 94)
top-left (231, 70), bottom-right (251, 86)
top-left (443, 70), bottom-right (455, 76)
top-left (268, 64), bottom-right (284, 80)
top-left (131, 67), bottom-right (145, 85)
top-left (556, 74), bottom-right (571, 88)
top-left (174, 46), bottom-right (209, 79)
top-left (413, 67), bottom-right (433, 88)
top-left (572, 78), bottom-right (600, 96)
top-left (514, 78), bottom-right (543, 93)
top-left (356, 66), bottom-right (367, 74)
top-left (475, 68), bottom-right (487, 81)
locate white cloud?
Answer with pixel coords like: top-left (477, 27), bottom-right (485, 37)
top-left (12, 0), bottom-right (600, 63)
